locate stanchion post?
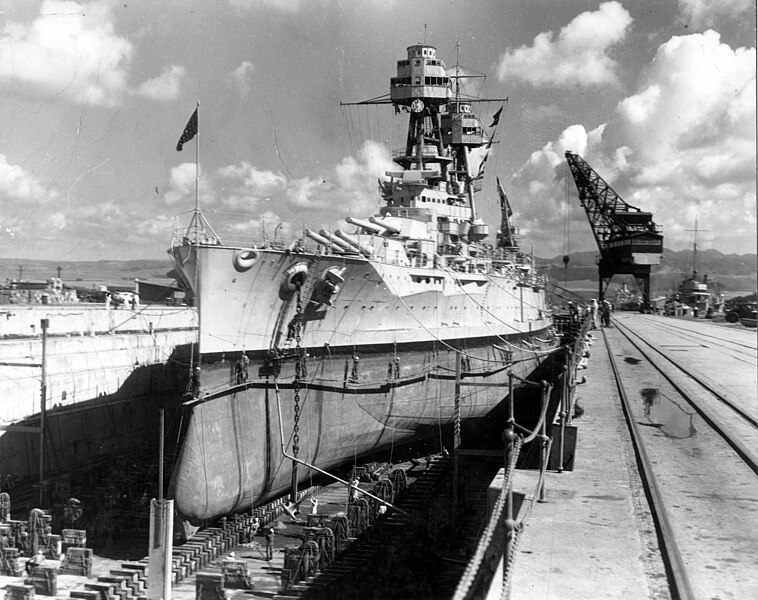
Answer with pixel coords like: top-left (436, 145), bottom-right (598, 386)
top-left (566, 346), bottom-right (574, 380)
top-left (507, 371), bottom-right (515, 428)
top-left (503, 372), bottom-right (518, 598)
top-left (503, 425), bottom-right (517, 596)
top-left (538, 381), bottom-right (549, 503)
top-left (558, 364), bottom-right (568, 473)
top-left (453, 351), bottom-right (461, 511)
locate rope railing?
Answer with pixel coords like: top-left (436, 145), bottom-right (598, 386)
top-left (454, 370), bottom-right (552, 600)
top-left (454, 312), bottom-right (593, 600)
top-left (453, 435), bottom-right (523, 600)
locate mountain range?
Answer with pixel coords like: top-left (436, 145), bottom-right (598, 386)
top-left (539, 248), bottom-right (756, 296)
top-left (1, 247), bottom-right (755, 297)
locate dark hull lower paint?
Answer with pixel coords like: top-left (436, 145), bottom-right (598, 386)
top-left (169, 330), bottom-right (556, 523)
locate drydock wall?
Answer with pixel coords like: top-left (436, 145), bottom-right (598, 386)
top-left (0, 304), bottom-right (194, 338)
top-left (0, 304), bottom-right (196, 480)
top-left (1, 330), bottom-right (194, 421)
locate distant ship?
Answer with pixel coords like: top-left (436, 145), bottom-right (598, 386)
top-left (168, 43), bottom-right (558, 524)
top-left (676, 273), bottom-right (710, 316)
top-left (676, 219), bottom-right (710, 316)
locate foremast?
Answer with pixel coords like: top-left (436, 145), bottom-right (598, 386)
top-left (343, 43), bottom-right (509, 262)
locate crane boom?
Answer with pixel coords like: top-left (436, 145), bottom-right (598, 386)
top-left (564, 151), bottom-right (663, 307)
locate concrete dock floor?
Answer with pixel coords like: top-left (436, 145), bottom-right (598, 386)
top-left (510, 329), bottom-right (670, 600)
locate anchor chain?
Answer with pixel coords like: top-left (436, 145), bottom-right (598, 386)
top-left (293, 285), bottom-right (304, 460)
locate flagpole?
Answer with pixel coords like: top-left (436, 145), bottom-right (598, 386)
top-left (195, 100), bottom-right (200, 234)
top-left (175, 102), bottom-right (202, 378)
top-left (192, 100), bottom-right (200, 381)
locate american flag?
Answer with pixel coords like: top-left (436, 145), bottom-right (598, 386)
top-left (489, 105), bottom-right (503, 128)
top-left (176, 108), bottom-right (198, 151)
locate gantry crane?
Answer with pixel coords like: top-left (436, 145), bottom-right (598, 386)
top-left (565, 151), bottom-right (663, 307)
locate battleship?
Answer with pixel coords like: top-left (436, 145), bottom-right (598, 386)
top-left (168, 43), bottom-right (558, 525)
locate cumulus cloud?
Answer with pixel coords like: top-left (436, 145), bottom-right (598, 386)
top-left (231, 61), bottom-right (254, 96)
top-left (216, 140), bottom-right (392, 215)
top-left (78, 199), bottom-right (123, 222)
top-left (202, 140), bottom-right (394, 238)
top-left (0, 0), bottom-right (132, 106)
top-left (615, 30), bottom-right (755, 251)
top-left (163, 163), bottom-right (214, 206)
top-left (617, 30), bottom-right (755, 183)
top-left (157, 140), bottom-right (393, 248)
top-left (48, 212), bottom-right (67, 230)
top-left (215, 162), bottom-right (287, 210)
top-left (308, 139), bottom-right (395, 218)
top-left (678, 0), bottom-right (754, 29)
top-left (135, 213), bottom-right (175, 238)
top-left (136, 66), bottom-right (185, 101)
top-left (511, 30), bottom-right (755, 255)
top-left (0, 153), bottom-right (53, 201)
top-left (508, 124), bottom-right (609, 253)
top-left (496, 1), bottom-right (632, 87)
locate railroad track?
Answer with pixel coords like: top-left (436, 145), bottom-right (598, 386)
top-left (603, 319), bottom-right (758, 599)
top-left (623, 313), bottom-right (758, 364)
top-left (614, 317), bottom-right (758, 441)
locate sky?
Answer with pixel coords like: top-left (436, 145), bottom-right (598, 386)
top-left (0, 0), bottom-right (754, 262)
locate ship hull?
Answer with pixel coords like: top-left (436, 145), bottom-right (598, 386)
top-left (170, 330), bottom-right (553, 523)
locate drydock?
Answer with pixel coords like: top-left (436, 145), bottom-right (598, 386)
top-left (0, 302), bottom-right (196, 555)
top-left (2, 311), bottom-right (754, 598)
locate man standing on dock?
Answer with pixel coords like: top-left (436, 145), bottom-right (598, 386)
top-left (250, 516), bottom-right (260, 540)
top-left (265, 528), bottom-right (275, 561)
top-left (601, 301), bottom-right (612, 326)
top-left (590, 298), bottom-right (598, 328)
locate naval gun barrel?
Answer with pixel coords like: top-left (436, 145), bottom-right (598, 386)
top-left (369, 216), bottom-right (402, 235)
top-left (305, 229), bottom-right (345, 252)
top-left (318, 230), bottom-right (354, 252)
top-left (346, 216), bottom-right (382, 234)
top-left (335, 230), bottom-right (374, 257)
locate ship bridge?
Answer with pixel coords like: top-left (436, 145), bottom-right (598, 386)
top-left (390, 44), bottom-right (451, 106)
top-left (441, 102), bottom-right (486, 148)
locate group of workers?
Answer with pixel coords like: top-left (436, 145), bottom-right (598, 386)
top-left (238, 495), bottom-right (322, 564)
top-left (573, 298), bottom-right (613, 329)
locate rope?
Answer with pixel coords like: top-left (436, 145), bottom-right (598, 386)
top-left (392, 289), bottom-right (560, 365)
top-left (501, 435), bottom-right (555, 599)
top-left (454, 380), bottom-right (558, 600)
top-left (445, 268), bottom-right (560, 359)
top-left (454, 436), bottom-right (523, 599)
